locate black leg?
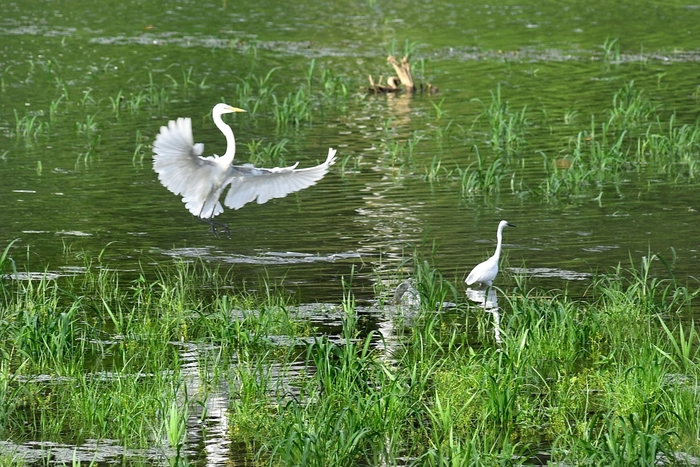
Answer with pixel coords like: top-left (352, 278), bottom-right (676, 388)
top-left (198, 217), bottom-right (231, 239)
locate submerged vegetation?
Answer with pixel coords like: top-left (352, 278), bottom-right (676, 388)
top-left (1, 248), bottom-right (698, 465)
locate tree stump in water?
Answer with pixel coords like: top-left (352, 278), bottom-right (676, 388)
top-left (368, 75), bottom-right (401, 93)
top-left (387, 55), bottom-right (414, 91)
top-left (368, 55), bottom-right (438, 94)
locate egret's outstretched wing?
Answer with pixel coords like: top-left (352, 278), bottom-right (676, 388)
top-left (152, 118), bottom-right (224, 217)
top-left (223, 148), bottom-right (337, 210)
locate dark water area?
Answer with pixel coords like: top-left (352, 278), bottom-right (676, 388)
top-left (2, 0), bottom-right (700, 464)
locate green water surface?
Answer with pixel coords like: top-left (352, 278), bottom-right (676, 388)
top-left (1, 0), bottom-right (700, 461)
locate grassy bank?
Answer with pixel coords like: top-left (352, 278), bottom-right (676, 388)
top-left (0, 252), bottom-right (698, 465)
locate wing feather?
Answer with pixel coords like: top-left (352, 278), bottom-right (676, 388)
top-left (223, 148), bottom-right (337, 210)
top-left (152, 118), bottom-right (224, 217)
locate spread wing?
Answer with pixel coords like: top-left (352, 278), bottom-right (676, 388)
top-left (223, 148), bottom-right (337, 210)
top-left (152, 117), bottom-right (225, 217)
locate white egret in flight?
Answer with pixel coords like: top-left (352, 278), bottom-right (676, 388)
top-left (465, 220), bottom-right (515, 287)
top-left (153, 103), bottom-right (337, 236)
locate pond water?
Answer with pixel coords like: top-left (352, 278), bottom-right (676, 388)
top-left (2, 0), bottom-right (700, 464)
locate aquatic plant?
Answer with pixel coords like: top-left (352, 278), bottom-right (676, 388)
top-left (473, 84), bottom-right (529, 155)
top-left (272, 89), bottom-right (312, 128)
top-left (49, 95), bottom-right (64, 121)
top-left (164, 394), bottom-right (188, 457)
top-left (76, 113), bottom-right (98, 135)
top-left (456, 146), bottom-right (505, 195)
top-left (245, 138), bottom-right (289, 167)
top-left (607, 81), bottom-right (658, 132)
top-left (0, 258), bottom-right (309, 452)
top-left (0, 240), bottom-right (19, 281)
top-left (318, 68), bottom-right (349, 100)
top-left (423, 155), bottom-right (445, 182)
top-left (305, 59), bottom-right (316, 91)
top-left (638, 114), bottom-right (700, 180)
top-left (13, 109), bottom-right (50, 141)
top-left (600, 37), bottom-right (621, 64)
top-left (380, 130), bottom-right (423, 165)
top-left (108, 89), bottom-right (124, 118)
top-left (411, 255), bottom-right (458, 310)
top-left (164, 65), bottom-right (209, 97)
top-left (132, 129), bottom-right (148, 164)
top-left (146, 71), bottom-right (169, 109)
top-left (235, 67), bottom-right (279, 114)
top-left (125, 90), bottom-right (144, 113)
top-left (79, 88), bottom-right (96, 107)
top-left (430, 97), bottom-right (447, 121)
top-left (1, 251), bottom-right (698, 464)
top-left (387, 38), bottom-right (421, 59)
top-left (563, 107), bottom-right (579, 125)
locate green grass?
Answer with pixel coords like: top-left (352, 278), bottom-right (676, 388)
top-left (1, 244), bottom-right (699, 465)
top-left (246, 138), bottom-right (290, 167)
top-left (456, 146), bottom-right (506, 196)
top-left (5, 63), bottom-right (700, 463)
top-left (411, 81), bottom-right (700, 200)
top-left (0, 256), bottom-right (310, 455)
top-left (600, 37), bottom-right (621, 64)
top-left (472, 84), bottom-right (530, 156)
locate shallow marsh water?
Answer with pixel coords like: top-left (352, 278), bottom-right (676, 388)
top-left (2, 0), bottom-right (700, 465)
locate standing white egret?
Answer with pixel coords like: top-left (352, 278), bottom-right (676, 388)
top-left (152, 103), bottom-right (337, 236)
top-left (465, 220), bottom-right (515, 287)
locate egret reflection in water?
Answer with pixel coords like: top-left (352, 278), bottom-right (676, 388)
top-left (152, 103), bottom-right (337, 236)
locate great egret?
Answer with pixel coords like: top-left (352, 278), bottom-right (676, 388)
top-left (465, 220), bottom-right (515, 287)
top-left (152, 103), bottom-right (337, 236)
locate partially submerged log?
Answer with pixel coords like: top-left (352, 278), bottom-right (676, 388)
top-left (368, 55), bottom-right (438, 94)
top-left (387, 55), bottom-right (414, 91)
top-left (368, 75), bottom-right (401, 93)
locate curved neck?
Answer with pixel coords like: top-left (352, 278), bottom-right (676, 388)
top-left (213, 111), bottom-right (236, 164)
top-left (493, 225), bottom-right (504, 260)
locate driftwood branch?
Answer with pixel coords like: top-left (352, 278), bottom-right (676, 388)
top-left (368, 55), bottom-right (438, 94)
top-left (368, 75), bottom-right (400, 93)
top-left (387, 55), bottom-right (414, 91)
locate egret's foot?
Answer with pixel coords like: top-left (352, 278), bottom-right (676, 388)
top-left (199, 217), bottom-right (231, 239)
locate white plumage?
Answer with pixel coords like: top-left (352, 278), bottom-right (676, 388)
top-left (465, 220), bottom-right (515, 287)
top-left (152, 103), bottom-right (336, 231)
